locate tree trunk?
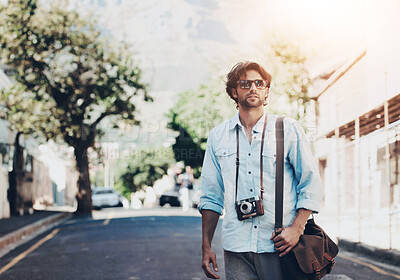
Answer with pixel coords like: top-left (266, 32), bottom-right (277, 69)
top-left (74, 145), bottom-right (92, 214)
top-left (8, 132), bottom-right (24, 216)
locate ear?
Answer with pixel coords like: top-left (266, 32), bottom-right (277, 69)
top-left (232, 88), bottom-right (238, 99)
top-left (265, 87), bottom-right (269, 99)
top-left (264, 88), bottom-right (269, 106)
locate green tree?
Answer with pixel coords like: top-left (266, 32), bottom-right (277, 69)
top-left (116, 147), bottom-right (175, 196)
top-left (0, 0), bottom-right (150, 214)
top-left (260, 33), bottom-right (313, 122)
top-left (168, 83), bottom-right (236, 174)
top-left (168, 38), bottom-right (313, 171)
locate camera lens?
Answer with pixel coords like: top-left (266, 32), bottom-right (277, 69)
top-left (240, 202), bottom-right (252, 214)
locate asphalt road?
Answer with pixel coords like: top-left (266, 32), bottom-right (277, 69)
top-left (0, 207), bottom-right (399, 280)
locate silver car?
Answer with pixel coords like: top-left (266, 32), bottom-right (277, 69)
top-left (92, 187), bottom-right (122, 209)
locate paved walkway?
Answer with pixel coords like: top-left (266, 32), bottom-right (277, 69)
top-left (0, 211), bottom-right (61, 239)
top-left (317, 213), bottom-right (400, 266)
top-left (0, 207), bottom-right (73, 258)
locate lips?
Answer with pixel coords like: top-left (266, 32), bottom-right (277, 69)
top-left (246, 94), bottom-right (259, 99)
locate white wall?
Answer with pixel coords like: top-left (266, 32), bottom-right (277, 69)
top-left (0, 69), bottom-right (11, 218)
top-left (0, 155), bottom-right (10, 219)
top-left (314, 0), bottom-right (400, 249)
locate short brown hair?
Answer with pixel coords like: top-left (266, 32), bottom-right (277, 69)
top-left (225, 61), bottom-right (272, 103)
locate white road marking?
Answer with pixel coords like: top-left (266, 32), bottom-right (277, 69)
top-left (103, 211), bottom-right (115, 225)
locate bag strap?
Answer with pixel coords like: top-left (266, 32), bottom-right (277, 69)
top-left (259, 114), bottom-right (268, 199)
top-left (275, 116), bottom-right (285, 230)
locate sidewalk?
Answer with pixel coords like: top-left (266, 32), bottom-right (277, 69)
top-left (317, 214), bottom-right (400, 267)
top-left (338, 238), bottom-right (400, 267)
top-left (0, 207), bottom-right (73, 258)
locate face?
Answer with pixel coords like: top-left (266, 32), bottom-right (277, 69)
top-left (232, 70), bottom-right (269, 109)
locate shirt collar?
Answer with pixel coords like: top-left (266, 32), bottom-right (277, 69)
top-left (228, 111), bottom-right (267, 132)
top-left (228, 112), bottom-right (241, 130)
top-left (252, 112), bottom-right (267, 133)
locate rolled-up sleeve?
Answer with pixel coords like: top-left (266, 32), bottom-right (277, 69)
top-left (287, 120), bottom-right (323, 213)
top-left (198, 130), bottom-right (225, 215)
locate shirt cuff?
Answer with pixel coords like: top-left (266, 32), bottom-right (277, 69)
top-left (296, 199), bottom-right (320, 214)
top-left (198, 202), bottom-right (223, 216)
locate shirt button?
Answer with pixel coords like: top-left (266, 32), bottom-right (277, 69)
top-left (250, 189), bottom-right (253, 192)
top-left (248, 171), bottom-right (251, 174)
top-left (254, 226), bottom-right (257, 229)
top-left (248, 153), bottom-right (251, 156)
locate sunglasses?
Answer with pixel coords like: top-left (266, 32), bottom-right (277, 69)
top-left (237, 79), bottom-right (268, 89)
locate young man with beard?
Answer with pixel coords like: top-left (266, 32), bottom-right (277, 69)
top-left (198, 61), bottom-right (323, 279)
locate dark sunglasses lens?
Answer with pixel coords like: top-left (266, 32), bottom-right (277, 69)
top-left (255, 80), bottom-right (267, 88)
top-left (238, 80), bottom-right (266, 89)
top-left (239, 80), bottom-right (251, 88)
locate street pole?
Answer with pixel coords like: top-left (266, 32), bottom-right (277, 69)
top-left (335, 127), bottom-right (341, 239)
top-left (383, 64), bottom-right (392, 249)
top-left (355, 116), bottom-right (361, 243)
top-left (104, 159), bottom-right (109, 188)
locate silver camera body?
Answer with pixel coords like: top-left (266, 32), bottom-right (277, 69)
top-left (235, 196), bottom-right (264, 221)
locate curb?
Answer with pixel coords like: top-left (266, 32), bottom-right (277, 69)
top-left (338, 238), bottom-right (400, 266)
top-left (0, 212), bottom-right (71, 252)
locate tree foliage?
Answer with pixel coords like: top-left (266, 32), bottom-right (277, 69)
top-left (0, 0), bottom-right (150, 213)
top-left (260, 34), bottom-right (313, 122)
top-left (115, 147), bottom-right (175, 196)
top-left (168, 84), bottom-right (236, 172)
top-left (168, 36), bottom-right (313, 170)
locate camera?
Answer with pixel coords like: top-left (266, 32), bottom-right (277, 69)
top-left (235, 196), bottom-right (264, 221)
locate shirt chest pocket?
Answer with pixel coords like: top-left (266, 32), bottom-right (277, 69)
top-left (262, 150), bottom-right (277, 178)
top-left (215, 148), bottom-right (236, 174)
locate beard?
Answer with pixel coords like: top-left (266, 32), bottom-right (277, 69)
top-left (237, 93), bottom-right (263, 109)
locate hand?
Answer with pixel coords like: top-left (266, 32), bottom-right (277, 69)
top-left (202, 246), bottom-right (220, 279)
top-left (270, 225), bottom-right (302, 257)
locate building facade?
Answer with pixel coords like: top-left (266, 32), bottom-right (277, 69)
top-left (0, 66), bottom-right (78, 218)
top-left (0, 66), bottom-right (13, 218)
top-left (312, 0), bottom-right (400, 251)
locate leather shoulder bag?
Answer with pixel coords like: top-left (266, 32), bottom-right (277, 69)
top-left (274, 116), bottom-right (339, 280)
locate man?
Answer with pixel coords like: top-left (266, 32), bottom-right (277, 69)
top-left (198, 61), bottom-right (323, 279)
top-left (180, 165), bottom-right (194, 211)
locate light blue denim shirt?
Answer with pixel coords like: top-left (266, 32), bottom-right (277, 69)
top-left (198, 112), bottom-right (323, 253)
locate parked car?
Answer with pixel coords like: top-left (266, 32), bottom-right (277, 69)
top-left (159, 190), bottom-right (181, 207)
top-left (92, 187), bottom-right (122, 209)
top-left (159, 180), bottom-right (203, 208)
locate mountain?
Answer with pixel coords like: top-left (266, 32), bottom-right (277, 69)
top-left (74, 0), bottom-right (365, 146)
top-left (74, 0), bottom-right (274, 136)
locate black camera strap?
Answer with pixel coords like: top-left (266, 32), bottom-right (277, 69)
top-left (235, 114), bottom-right (268, 204)
top-left (275, 116), bottom-right (285, 230)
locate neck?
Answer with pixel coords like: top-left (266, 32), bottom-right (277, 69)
top-left (238, 107), bottom-right (264, 130)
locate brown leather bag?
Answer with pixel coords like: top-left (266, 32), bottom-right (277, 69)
top-left (279, 218), bottom-right (339, 279)
top-left (274, 117), bottom-right (339, 280)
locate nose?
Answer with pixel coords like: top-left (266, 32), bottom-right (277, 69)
top-left (250, 81), bottom-right (257, 91)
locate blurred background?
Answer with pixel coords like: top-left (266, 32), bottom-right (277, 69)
top-left (0, 0), bottom-right (399, 258)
